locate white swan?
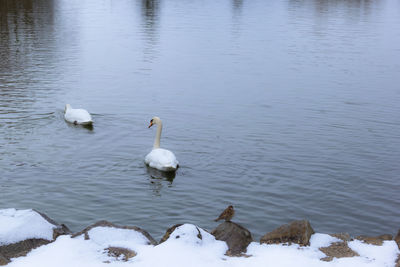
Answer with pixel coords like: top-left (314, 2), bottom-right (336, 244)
top-left (145, 117), bottom-right (179, 172)
top-left (64, 104), bottom-right (93, 125)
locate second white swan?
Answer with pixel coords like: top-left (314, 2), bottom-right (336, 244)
top-left (145, 117), bottom-right (179, 172)
top-left (64, 104), bottom-right (93, 125)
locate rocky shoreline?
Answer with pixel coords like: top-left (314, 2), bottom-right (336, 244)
top-left (0, 209), bottom-right (399, 266)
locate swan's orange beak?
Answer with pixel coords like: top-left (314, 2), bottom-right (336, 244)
top-left (148, 122), bottom-right (153, 128)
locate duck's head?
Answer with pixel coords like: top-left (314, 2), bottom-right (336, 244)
top-left (64, 104), bottom-right (71, 113)
top-left (148, 116), bottom-right (161, 128)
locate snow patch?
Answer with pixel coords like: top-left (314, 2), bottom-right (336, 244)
top-left (1, 215), bottom-right (399, 267)
top-left (309, 233), bottom-right (341, 248)
top-left (87, 226), bottom-right (152, 250)
top-left (0, 209), bottom-right (55, 245)
top-left (348, 239), bottom-right (400, 266)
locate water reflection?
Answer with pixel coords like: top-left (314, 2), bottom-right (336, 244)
top-left (147, 166), bottom-right (175, 197)
top-left (146, 165), bottom-right (176, 182)
top-left (231, 0), bottom-right (243, 39)
top-left (232, 0), bottom-right (243, 12)
top-left (0, 0), bottom-right (58, 142)
top-left (0, 0), bottom-right (56, 72)
top-left (288, 0), bottom-right (374, 20)
top-left (140, 0), bottom-right (160, 63)
top-left (65, 122), bottom-right (94, 132)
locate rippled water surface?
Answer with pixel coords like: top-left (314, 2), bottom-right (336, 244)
top-left (1, 0), bottom-right (400, 239)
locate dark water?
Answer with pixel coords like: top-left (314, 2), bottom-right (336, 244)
top-left (1, 0), bottom-right (400, 239)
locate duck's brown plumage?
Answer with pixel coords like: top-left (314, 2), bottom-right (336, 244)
top-left (214, 205), bottom-right (235, 222)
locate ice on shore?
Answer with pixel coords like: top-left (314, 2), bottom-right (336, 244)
top-left (1, 209), bottom-right (399, 267)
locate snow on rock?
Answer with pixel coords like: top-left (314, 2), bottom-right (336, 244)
top-left (132, 224), bottom-right (229, 267)
top-left (2, 221), bottom-right (399, 267)
top-left (87, 226), bottom-right (153, 252)
top-left (0, 209), bottom-right (56, 246)
top-left (71, 220), bottom-right (157, 245)
top-left (309, 233), bottom-right (341, 248)
top-left (348, 239), bottom-right (400, 266)
top-left (161, 223), bottom-right (226, 248)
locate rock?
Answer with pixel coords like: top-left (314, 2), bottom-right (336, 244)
top-left (159, 224), bottom-right (184, 243)
top-left (0, 254), bottom-right (10, 266)
top-left (329, 233), bottom-right (351, 242)
top-left (394, 229), bottom-right (400, 249)
top-left (260, 220), bottom-right (314, 246)
top-left (0, 239), bottom-right (50, 260)
top-left (396, 254), bottom-right (400, 267)
top-left (33, 209), bottom-right (71, 239)
top-left (319, 241), bottom-right (359, 262)
top-left (0, 210), bottom-right (71, 263)
top-left (52, 224), bottom-right (71, 240)
top-left (211, 221), bottom-right (253, 255)
top-left (159, 224), bottom-right (204, 244)
top-left (105, 247), bottom-right (137, 261)
top-left (71, 220), bottom-right (157, 245)
top-left (355, 234), bottom-right (393, 246)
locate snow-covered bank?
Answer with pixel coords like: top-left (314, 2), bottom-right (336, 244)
top-left (0, 209), bottom-right (399, 267)
top-left (0, 209), bottom-right (56, 245)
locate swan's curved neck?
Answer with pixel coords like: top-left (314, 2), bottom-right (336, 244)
top-left (153, 121), bottom-right (162, 149)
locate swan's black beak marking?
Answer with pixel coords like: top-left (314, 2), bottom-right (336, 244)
top-left (148, 119), bottom-right (153, 128)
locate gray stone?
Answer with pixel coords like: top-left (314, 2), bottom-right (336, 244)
top-left (72, 220), bottom-right (157, 245)
top-left (260, 220), bottom-right (314, 246)
top-left (211, 221), bottom-right (253, 255)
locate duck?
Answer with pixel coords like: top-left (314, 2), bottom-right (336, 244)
top-left (214, 205), bottom-right (235, 222)
top-left (145, 117), bottom-right (179, 172)
top-left (64, 104), bottom-right (93, 125)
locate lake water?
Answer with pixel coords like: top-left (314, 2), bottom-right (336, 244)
top-left (1, 0), bottom-right (399, 240)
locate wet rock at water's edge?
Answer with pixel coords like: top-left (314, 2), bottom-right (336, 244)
top-left (355, 234), bottom-right (393, 246)
top-left (0, 210), bottom-right (71, 265)
top-left (260, 220), bottom-right (314, 246)
top-left (394, 229), bottom-right (400, 249)
top-left (71, 220), bottom-right (157, 245)
top-left (330, 233), bottom-right (351, 242)
top-left (211, 221), bottom-right (253, 256)
top-left (395, 230), bottom-right (400, 267)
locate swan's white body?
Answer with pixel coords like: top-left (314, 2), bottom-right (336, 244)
top-left (145, 117), bottom-right (179, 172)
top-left (64, 104), bottom-right (93, 125)
top-left (145, 148), bottom-right (178, 172)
